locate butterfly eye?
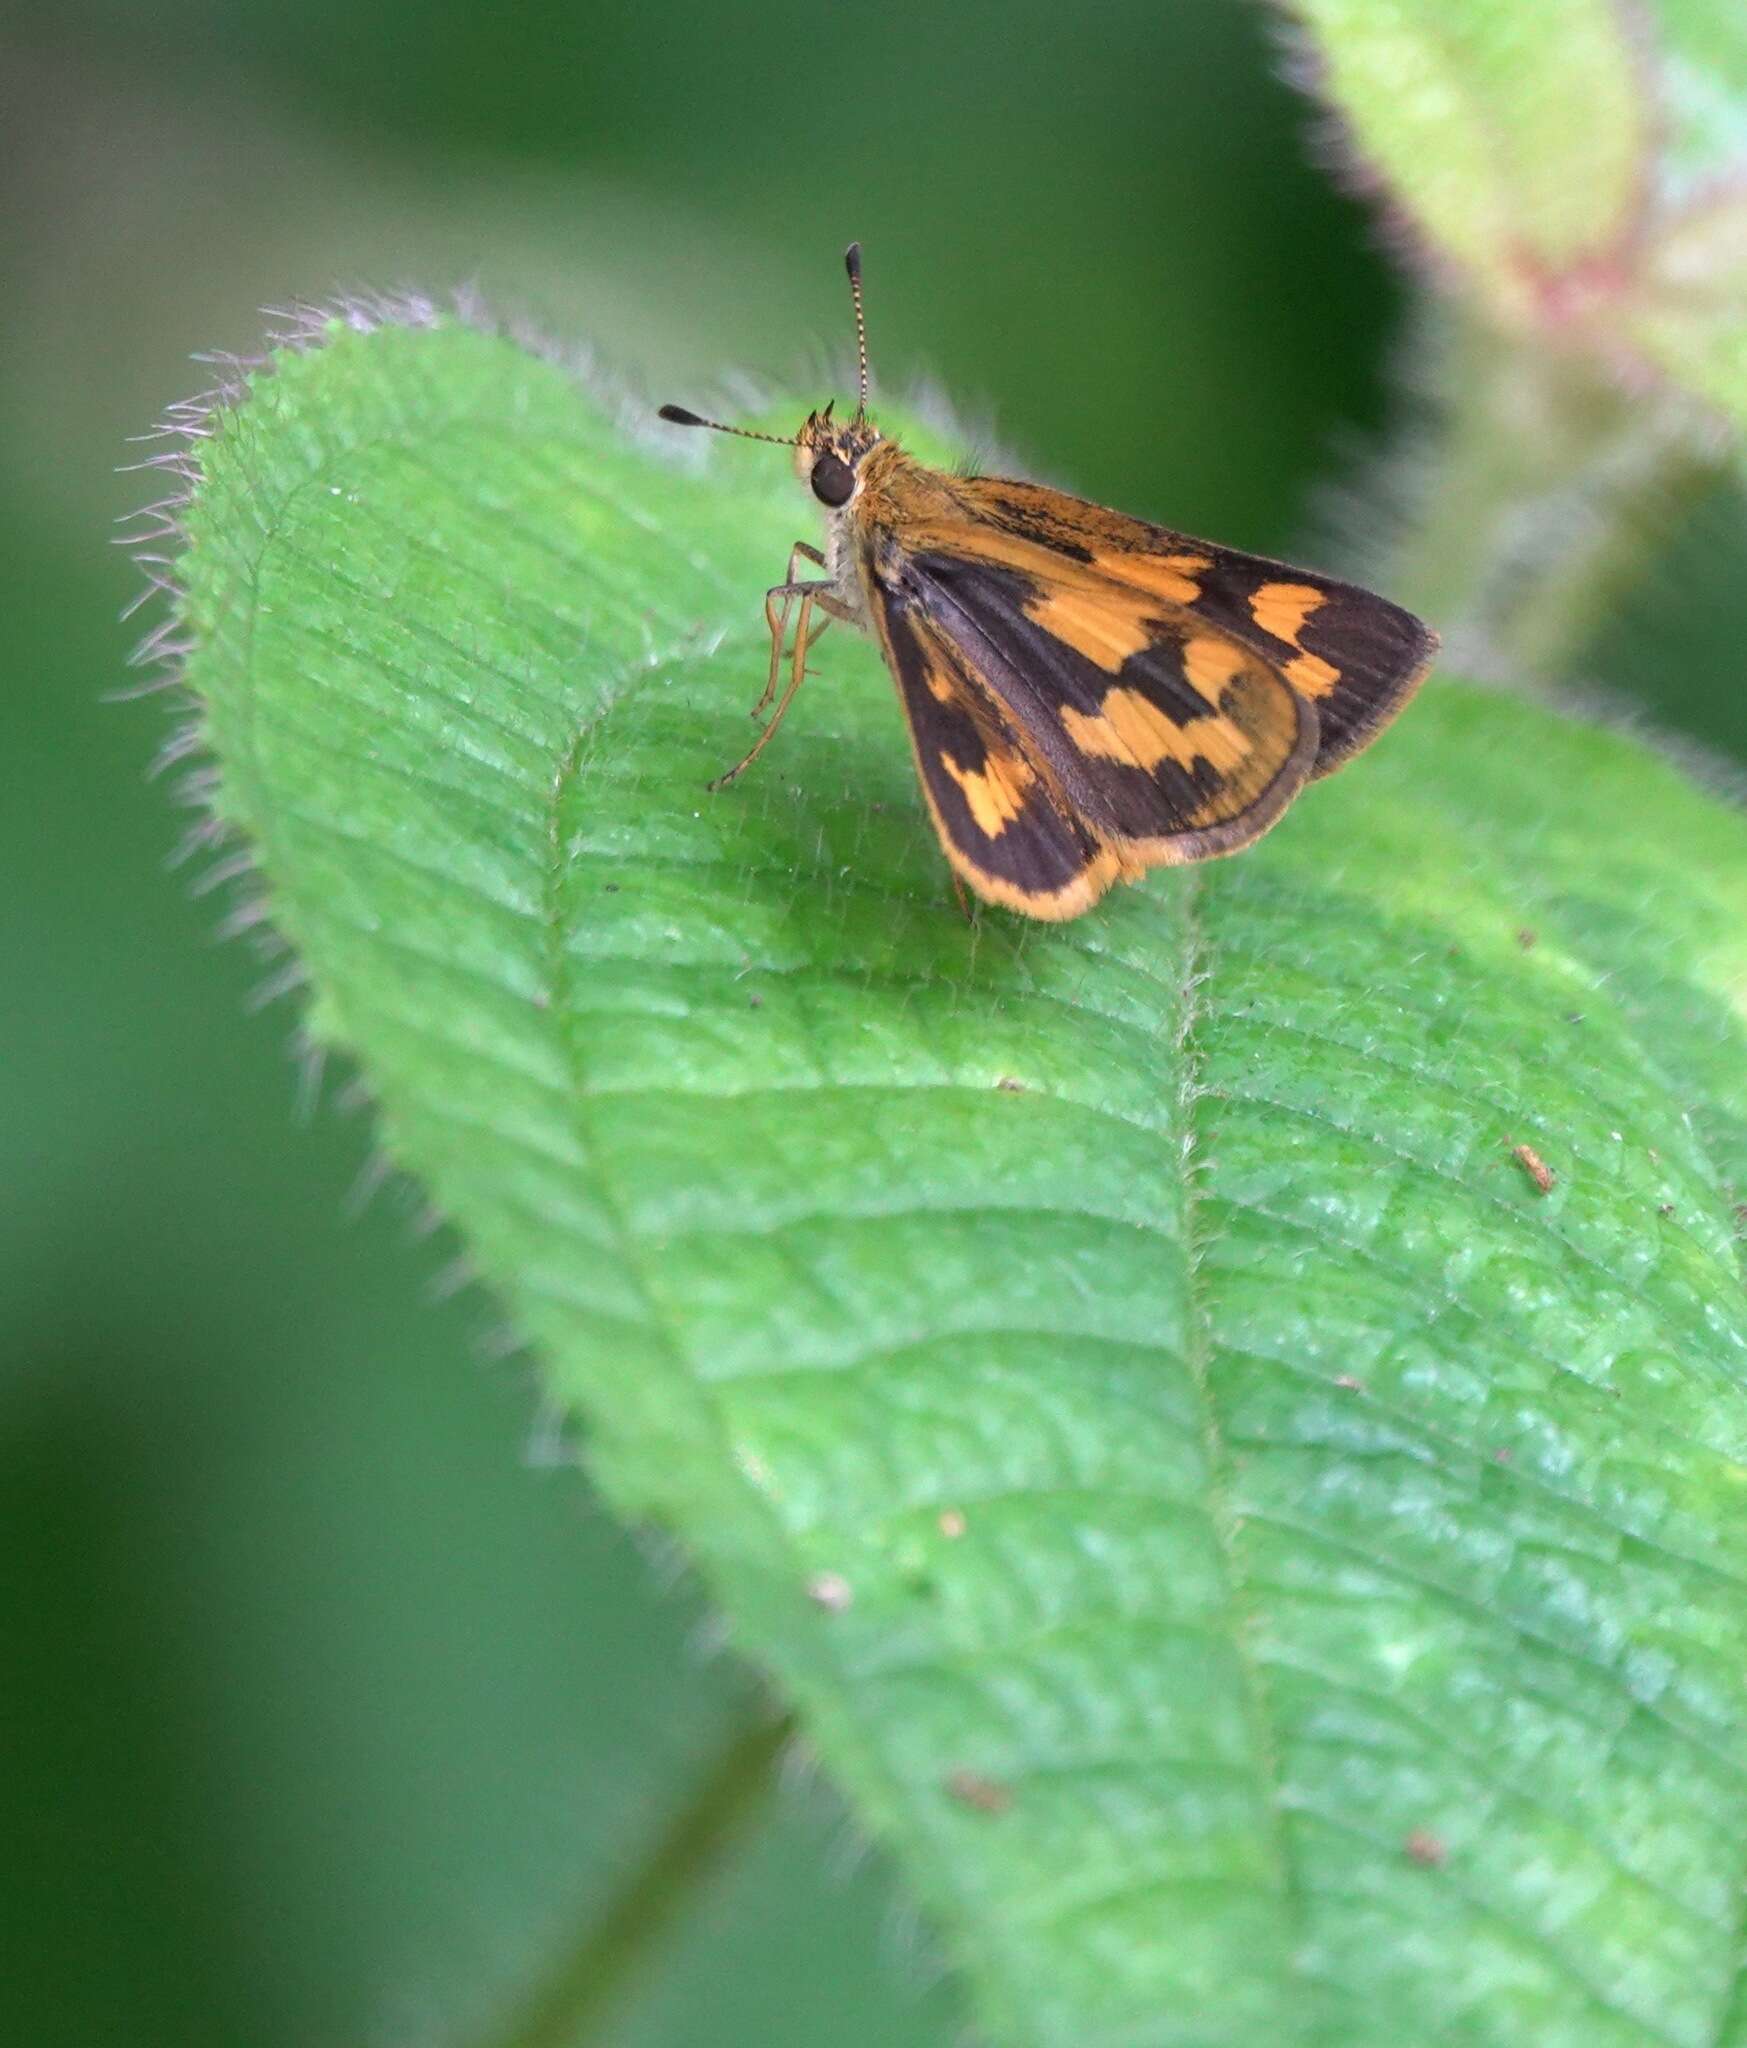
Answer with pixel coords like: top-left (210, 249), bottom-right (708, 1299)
top-left (810, 453), bottom-right (857, 507)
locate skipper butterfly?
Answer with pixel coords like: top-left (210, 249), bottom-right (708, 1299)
top-left (660, 245), bottom-right (1436, 920)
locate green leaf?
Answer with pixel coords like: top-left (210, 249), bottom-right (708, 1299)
top-left (1650, 0), bottom-right (1747, 196)
top-left (1629, 188), bottom-right (1747, 439)
top-left (1631, 0), bottom-right (1747, 437)
top-left (1287, 0), bottom-right (1651, 321)
top-left (167, 316), bottom-right (1747, 2047)
top-left (1293, 0), bottom-right (1747, 595)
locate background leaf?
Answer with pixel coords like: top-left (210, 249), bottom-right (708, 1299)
top-left (1295, 0), bottom-right (1747, 709)
top-left (1286, 0), bottom-right (1652, 319)
top-left (1651, 0), bottom-right (1747, 196)
top-left (1629, 188), bottom-right (1747, 439)
top-left (1296, 0), bottom-right (1747, 443)
top-left (171, 314), bottom-right (1747, 2047)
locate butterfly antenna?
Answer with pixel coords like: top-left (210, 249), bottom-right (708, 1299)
top-left (657, 404), bottom-right (797, 447)
top-left (845, 241), bottom-right (870, 420)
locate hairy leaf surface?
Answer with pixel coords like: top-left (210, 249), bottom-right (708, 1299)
top-left (171, 318), bottom-right (1747, 2048)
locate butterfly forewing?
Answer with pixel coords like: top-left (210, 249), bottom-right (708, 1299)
top-left (898, 548), bottom-right (1315, 840)
top-left (948, 476), bottom-right (1437, 776)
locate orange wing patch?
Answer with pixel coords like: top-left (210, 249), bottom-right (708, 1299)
top-left (1020, 553), bottom-right (1218, 673)
top-left (1250, 581), bottom-right (1325, 646)
top-left (894, 495), bottom-right (1213, 677)
top-left (1285, 651), bottom-right (1340, 698)
top-left (1093, 550), bottom-right (1210, 604)
top-left (1025, 582), bottom-right (1152, 672)
top-left (1060, 688), bottom-right (1252, 776)
top-left (938, 745), bottom-right (1036, 837)
top-left (1182, 634), bottom-right (1249, 697)
top-left (1179, 664), bottom-right (1307, 827)
top-left (1246, 583), bottom-right (1339, 698)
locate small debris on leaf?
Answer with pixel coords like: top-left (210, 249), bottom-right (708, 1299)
top-left (1404, 1828), bottom-right (1448, 1868)
top-left (994, 1076), bottom-right (1026, 1093)
top-left (945, 1768), bottom-right (1013, 1815)
top-left (938, 1508), bottom-right (967, 1539)
top-left (1511, 1143), bottom-right (1555, 1194)
top-left (1333, 1374), bottom-right (1366, 1393)
top-left (804, 1570), bottom-right (853, 1613)
top-left (1516, 927), bottom-right (1538, 950)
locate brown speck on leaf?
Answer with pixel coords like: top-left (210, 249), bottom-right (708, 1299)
top-left (748, 993), bottom-right (764, 1009)
top-left (603, 882), bottom-right (621, 894)
top-left (945, 1768), bottom-right (1013, 1815)
top-left (1493, 1446), bottom-right (1512, 1464)
top-left (1658, 1202), bottom-right (1675, 1217)
top-left (1333, 1374), bottom-right (1366, 1393)
top-left (1516, 927), bottom-right (1538, 950)
top-left (994, 1076), bottom-right (1026, 1093)
top-left (1512, 1143), bottom-right (1555, 1194)
top-left (804, 1571), bottom-right (853, 1614)
top-left (938, 1508), bottom-right (967, 1539)
top-left (1404, 1828), bottom-right (1448, 1868)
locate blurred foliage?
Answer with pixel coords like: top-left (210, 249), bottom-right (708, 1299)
top-left (1293, 0), bottom-right (1652, 310)
top-left (4, 1), bottom-right (1747, 2043)
top-left (1294, 0), bottom-right (1747, 686)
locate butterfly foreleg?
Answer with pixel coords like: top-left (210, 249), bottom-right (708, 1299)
top-left (712, 583), bottom-right (837, 791)
top-left (711, 541), bottom-right (861, 789)
top-left (752, 543), bottom-right (848, 718)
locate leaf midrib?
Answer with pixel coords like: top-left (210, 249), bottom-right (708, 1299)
top-left (537, 644), bottom-right (1069, 2042)
top-left (1178, 868), bottom-right (1314, 2028)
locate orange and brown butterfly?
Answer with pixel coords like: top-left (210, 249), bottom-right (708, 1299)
top-left (659, 243), bottom-right (1437, 921)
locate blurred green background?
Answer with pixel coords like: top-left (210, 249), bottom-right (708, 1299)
top-left (5, 4), bottom-right (1743, 2043)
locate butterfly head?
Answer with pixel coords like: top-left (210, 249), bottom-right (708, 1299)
top-left (656, 241), bottom-right (882, 511)
top-left (794, 403), bottom-right (881, 508)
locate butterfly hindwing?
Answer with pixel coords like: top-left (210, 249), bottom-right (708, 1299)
top-left (868, 548), bottom-right (1316, 918)
top-left (875, 597), bottom-right (1121, 918)
top-left (896, 551), bottom-right (1316, 843)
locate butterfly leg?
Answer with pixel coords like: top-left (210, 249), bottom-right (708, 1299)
top-left (711, 586), bottom-right (827, 790)
top-left (751, 544), bottom-right (833, 718)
